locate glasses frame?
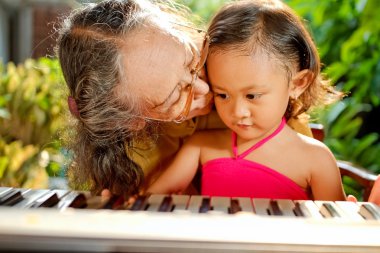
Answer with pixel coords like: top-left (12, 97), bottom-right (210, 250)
top-left (172, 35), bottom-right (209, 123)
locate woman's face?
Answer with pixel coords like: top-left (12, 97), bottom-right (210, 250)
top-left (119, 26), bottom-right (213, 122)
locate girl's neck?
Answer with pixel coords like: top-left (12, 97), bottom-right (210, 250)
top-left (235, 118), bottom-right (286, 148)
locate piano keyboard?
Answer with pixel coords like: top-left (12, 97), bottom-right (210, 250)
top-left (0, 187), bottom-right (380, 253)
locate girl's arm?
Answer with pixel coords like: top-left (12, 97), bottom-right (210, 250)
top-left (309, 144), bottom-right (346, 201)
top-left (147, 135), bottom-right (202, 194)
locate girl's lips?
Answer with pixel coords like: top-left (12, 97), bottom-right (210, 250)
top-left (236, 123), bottom-right (252, 129)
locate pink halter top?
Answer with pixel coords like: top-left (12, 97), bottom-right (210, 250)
top-left (201, 118), bottom-right (309, 200)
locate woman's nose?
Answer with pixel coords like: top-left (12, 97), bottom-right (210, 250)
top-left (193, 75), bottom-right (210, 98)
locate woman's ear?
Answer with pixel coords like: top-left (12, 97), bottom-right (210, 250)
top-left (290, 69), bottom-right (314, 98)
top-left (130, 118), bottom-right (146, 131)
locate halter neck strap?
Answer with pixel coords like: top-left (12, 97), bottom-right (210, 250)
top-left (232, 117), bottom-right (286, 159)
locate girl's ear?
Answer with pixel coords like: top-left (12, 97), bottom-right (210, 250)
top-left (290, 69), bottom-right (314, 98)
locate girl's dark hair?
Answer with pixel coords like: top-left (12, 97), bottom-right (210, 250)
top-left (207, 0), bottom-right (342, 119)
top-left (57, 0), bottom-right (196, 195)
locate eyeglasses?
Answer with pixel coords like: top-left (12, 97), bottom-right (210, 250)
top-left (145, 33), bottom-right (210, 123)
top-left (172, 35), bottom-right (210, 123)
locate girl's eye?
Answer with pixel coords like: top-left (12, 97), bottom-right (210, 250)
top-left (246, 93), bottom-right (262, 100)
top-left (214, 93), bottom-right (228, 99)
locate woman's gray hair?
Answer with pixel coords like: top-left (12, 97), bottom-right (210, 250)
top-left (57, 0), bottom-right (197, 195)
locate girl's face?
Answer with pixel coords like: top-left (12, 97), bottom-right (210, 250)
top-left (207, 49), bottom-right (294, 142)
top-left (119, 27), bottom-right (213, 122)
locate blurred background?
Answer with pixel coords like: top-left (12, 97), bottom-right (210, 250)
top-left (0, 0), bottom-right (379, 200)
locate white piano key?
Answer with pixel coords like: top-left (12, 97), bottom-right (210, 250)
top-left (334, 201), bottom-right (364, 221)
top-left (51, 189), bottom-right (70, 199)
top-left (0, 189), bottom-right (23, 206)
top-left (210, 196), bottom-right (230, 214)
top-left (145, 194), bottom-right (166, 212)
top-left (1, 206), bottom-right (380, 252)
top-left (12, 189), bottom-right (50, 208)
top-left (294, 200), bottom-right (323, 219)
top-left (234, 197), bottom-right (254, 213)
top-left (187, 195), bottom-right (204, 213)
top-left (358, 202), bottom-right (380, 220)
top-left (314, 201), bottom-right (347, 218)
top-left (276, 199), bottom-right (297, 217)
top-left (171, 195), bottom-right (189, 212)
top-left (252, 198), bottom-right (270, 216)
top-left (0, 187), bottom-right (13, 197)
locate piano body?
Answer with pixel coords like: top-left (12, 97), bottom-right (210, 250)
top-left (0, 187), bottom-right (380, 253)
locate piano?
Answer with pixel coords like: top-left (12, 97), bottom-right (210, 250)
top-left (0, 186), bottom-right (379, 253)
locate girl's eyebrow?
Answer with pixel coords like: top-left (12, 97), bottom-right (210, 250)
top-left (212, 82), bottom-right (268, 91)
top-left (210, 84), bottom-right (225, 90)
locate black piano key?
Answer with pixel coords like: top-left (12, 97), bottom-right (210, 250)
top-left (57, 191), bottom-right (87, 209)
top-left (199, 197), bottom-right (211, 213)
top-left (359, 203), bottom-right (380, 220)
top-left (268, 200), bottom-right (283, 216)
top-left (102, 195), bottom-right (125, 210)
top-left (0, 190), bottom-right (23, 206)
top-left (229, 199), bottom-right (242, 214)
top-left (13, 189), bottom-right (51, 208)
top-left (129, 195), bottom-right (147, 211)
top-left (158, 196), bottom-right (172, 212)
top-left (320, 202), bottom-right (341, 218)
top-left (293, 202), bottom-right (305, 217)
top-left (30, 192), bottom-right (59, 208)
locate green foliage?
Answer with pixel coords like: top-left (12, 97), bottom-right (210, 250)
top-left (177, 0), bottom-right (231, 24)
top-left (287, 0), bottom-right (380, 106)
top-left (0, 58), bottom-right (66, 145)
top-left (286, 0), bottom-right (380, 175)
top-left (0, 58), bottom-right (67, 187)
top-left (0, 139), bottom-right (49, 188)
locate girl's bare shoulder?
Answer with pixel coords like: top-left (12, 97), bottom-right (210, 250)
top-left (296, 132), bottom-right (331, 152)
top-left (293, 132), bottom-right (337, 168)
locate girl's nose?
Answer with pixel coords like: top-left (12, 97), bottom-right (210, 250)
top-left (233, 100), bottom-right (250, 118)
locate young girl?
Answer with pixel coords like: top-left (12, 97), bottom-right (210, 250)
top-left (147, 0), bottom-right (346, 200)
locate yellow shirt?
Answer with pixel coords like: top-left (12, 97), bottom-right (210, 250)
top-left (129, 111), bottom-right (312, 190)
